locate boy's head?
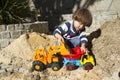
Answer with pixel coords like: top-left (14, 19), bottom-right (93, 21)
top-left (72, 8), bottom-right (92, 28)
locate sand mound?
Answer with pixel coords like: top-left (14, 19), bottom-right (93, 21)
top-left (0, 32), bottom-right (56, 64)
top-left (92, 18), bottom-right (120, 80)
top-left (0, 18), bottom-right (120, 80)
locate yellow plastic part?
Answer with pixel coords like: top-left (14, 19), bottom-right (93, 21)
top-left (47, 43), bottom-right (70, 55)
top-left (33, 43), bottom-right (70, 65)
top-left (80, 54), bottom-right (95, 66)
top-left (35, 65), bottom-right (41, 70)
top-left (53, 66), bottom-right (58, 71)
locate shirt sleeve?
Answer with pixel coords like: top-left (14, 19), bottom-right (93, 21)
top-left (78, 31), bottom-right (88, 44)
top-left (53, 22), bottom-right (69, 36)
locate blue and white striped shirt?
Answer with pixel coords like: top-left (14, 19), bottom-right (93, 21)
top-left (53, 20), bottom-right (88, 44)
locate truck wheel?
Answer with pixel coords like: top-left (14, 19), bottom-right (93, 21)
top-left (83, 62), bottom-right (93, 70)
top-left (32, 61), bottom-right (45, 71)
top-left (52, 63), bottom-right (60, 71)
top-left (66, 63), bottom-right (75, 71)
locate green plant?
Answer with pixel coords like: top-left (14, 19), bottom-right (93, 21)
top-left (0, 0), bottom-right (31, 24)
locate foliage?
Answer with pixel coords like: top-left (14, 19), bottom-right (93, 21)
top-left (0, 0), bottom-right (31, 24)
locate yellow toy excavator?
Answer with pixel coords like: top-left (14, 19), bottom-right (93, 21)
top-left (32, 43), bottom-right (70, 71)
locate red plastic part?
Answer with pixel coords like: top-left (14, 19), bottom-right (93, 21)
top-left (63, 46), bottom-right (84, 60)
top-left (68, 65), bottom-right (73, 70)
top-left (85, 65), bottom-right (91, 70)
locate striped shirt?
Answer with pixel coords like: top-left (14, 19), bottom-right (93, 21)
top-left (53, 20), bottom-right (88, 44)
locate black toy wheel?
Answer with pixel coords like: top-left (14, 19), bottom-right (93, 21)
top-left (66, 63), bottom-right (75, 71)
top-left (32, 61), bottom-right (45, 71)
top-left (51, 63), bottom-right (60, 71)
top-left (83, 62), bottom-right (93, 70)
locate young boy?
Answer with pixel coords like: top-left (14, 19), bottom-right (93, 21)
top-left (53, 8), bottom-right (92, 52)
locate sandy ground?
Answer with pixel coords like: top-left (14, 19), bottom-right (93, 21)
top-left (0, 18), bottom-right (120, 80)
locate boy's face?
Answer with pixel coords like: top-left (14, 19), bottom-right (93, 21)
top-left (74, 20), bottom-right (84, 31)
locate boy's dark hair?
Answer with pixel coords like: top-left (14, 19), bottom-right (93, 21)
top-left (72, 8), bottom-right (92, 27)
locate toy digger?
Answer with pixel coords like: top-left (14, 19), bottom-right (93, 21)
top-left (32, 43), bottom-right (70, 71)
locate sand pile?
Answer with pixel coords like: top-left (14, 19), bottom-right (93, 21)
top-left (92, 18), bottom-right (120, 80)
top-left (0, 18), bottom-right (120, 80)
top-left (0, 32), bottom-right (56, 65)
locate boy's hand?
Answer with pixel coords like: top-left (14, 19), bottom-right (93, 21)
top-left (81, 43), bottom-right (86, 51)
top-left (55, 33), bottom-right (64, 43)
top-left (81, 43), bottom-right (88, 54)
top-left (81, 46), bottom-right (86, 52)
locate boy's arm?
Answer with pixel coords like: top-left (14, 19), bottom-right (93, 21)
top-left (54, 33), bottom-right (64, 43)
top-left (53, 25), bottom-right (68, 43)
top-left (79, 31), bottom-right (88, 52)
top-left (81, 43), bottom-right (86, 51)
top-left (53, 22), bottom-right (69, 43)
top-left (81, 43), bottom-right (89, 54)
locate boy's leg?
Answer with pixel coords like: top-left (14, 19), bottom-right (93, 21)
top-left (69, 38), bottom-right (81, 47)
top-left (64, 39), bottom-right (74, 48)
top-left (55, 38), bottom-right (80, 48)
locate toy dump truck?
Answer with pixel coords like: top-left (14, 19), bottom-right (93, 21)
top-left (32, 43), bottom-right (70, 71)
top-left (63, 47), bottom-right (95, 71)
top-left (63, 46), bottom-right (95, 71)
top-left (32, 43), bottom-right (95, 71)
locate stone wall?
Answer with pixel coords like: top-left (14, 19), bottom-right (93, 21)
top-left (0, 22), bottom-right (48, 48)
top-left (62, 0), bottom-right (120, 33)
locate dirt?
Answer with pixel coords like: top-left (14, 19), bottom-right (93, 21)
top-left (92, 18), bottom-right (120, 80)
top-left (0, 18), bottom-right (120, 80)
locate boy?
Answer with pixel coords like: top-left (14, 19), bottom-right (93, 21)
top-left (53, 8), bottom-right (92, 52)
